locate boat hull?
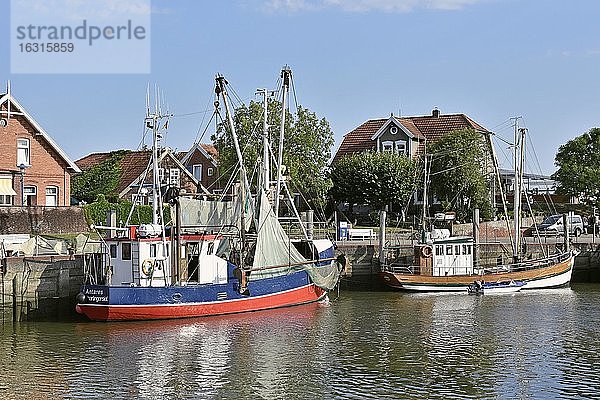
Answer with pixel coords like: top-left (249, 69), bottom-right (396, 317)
top-left (380, 253), bottom-right (574, 292)
top-left (76, 270), bottom-right (326, 321)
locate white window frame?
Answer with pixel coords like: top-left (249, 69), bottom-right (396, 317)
top-left (17, 138), bottom-right (30, 166)
top-left (23, 185), bottom-right (36, 205)
top-left (207, 167), bottom-right (214, 177)
top-left (158, 168), bottom-right (165, 183)
top-left (395, 140), bottom-right (407, 155)
top-left (45, 186), bottom-right (58, 207)
top-left (382, 141), bottom-right (394, 153)
top-left (0, 195), bottom-right (13, 206)
top-left (192, 164), bottom-right (202, 181)
top-left (169, 168), bottom-right (180, 186)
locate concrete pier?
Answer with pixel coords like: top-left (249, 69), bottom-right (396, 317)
top-left (1, 256), bottom-right (84, 322)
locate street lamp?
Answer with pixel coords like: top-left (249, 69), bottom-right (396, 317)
top-left (18, 163), bottom-right (26, 208)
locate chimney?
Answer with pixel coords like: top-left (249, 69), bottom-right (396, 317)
top-left (432, 108), bottom-right (440, 118)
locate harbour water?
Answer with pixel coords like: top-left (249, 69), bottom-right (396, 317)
top-left (1, 285), bottom-right (600, 399)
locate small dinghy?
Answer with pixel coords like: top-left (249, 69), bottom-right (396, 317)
top-left (468, 280), bottom-right (525, 295)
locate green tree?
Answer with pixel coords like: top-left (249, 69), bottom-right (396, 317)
top-left (330, 151), bottom-right (419, 212)
top-left (428, 128), bottom-right (493, 221)
top-left (72, 150), bottom-right (129, 203)
top-left (552, 127), bottom-right (600, 205)
top-left (212, 100), bottom-right (334, 208)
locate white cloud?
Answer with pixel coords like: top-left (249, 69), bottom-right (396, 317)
top-left (13, 0), bottom-right (151, 22)
top-left (262, 0), bottom-right (485, 13)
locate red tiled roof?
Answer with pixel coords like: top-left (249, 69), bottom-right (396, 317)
top-left (332, 119), bottom-right (386, 163)
top-left (76, 150), bottom-right (151, 194)
top-left (333, 111), bottom-right (490, 163)
top-left (201, 143), bottom-right (218, 159)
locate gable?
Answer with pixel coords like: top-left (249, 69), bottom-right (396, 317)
top-left (180, 143), bottom-right (218, 167)
top-left (0, 92), bottom-right (80, 173)
top-left (370, 116), bottom-right (414, 142)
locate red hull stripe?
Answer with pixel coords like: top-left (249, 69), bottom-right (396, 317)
top-left (76, 284), bottom-right (326, 321)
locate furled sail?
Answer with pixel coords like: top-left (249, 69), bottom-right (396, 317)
top-left (251, 191), bottom-right (340, 290)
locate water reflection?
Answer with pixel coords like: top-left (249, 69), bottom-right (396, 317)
top-left (2, 288), bottom-right (600, 399)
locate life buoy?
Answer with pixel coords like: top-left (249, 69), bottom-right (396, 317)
top-left (141, 259), bottom-right (154, 277)
top-left (421, 246), bottom-right (433, 258)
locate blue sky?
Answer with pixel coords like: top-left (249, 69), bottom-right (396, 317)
top-left (1, 0), bottom-right (600, 174)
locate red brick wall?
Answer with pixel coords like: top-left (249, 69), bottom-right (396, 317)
top-left (0, 113), bottom-right (72, 206)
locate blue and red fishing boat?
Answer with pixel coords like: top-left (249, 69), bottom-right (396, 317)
top-left (76, 71), bottom-right (343, 321)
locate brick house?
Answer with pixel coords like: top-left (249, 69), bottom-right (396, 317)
top-left (333, 109), bottom-right (491, 163)
top-left (176, 143), bottom-right (220, 192)
top-left (76, 149), bottom-right (207, 204)
top-left (0, 86), bottom-right (81, 207)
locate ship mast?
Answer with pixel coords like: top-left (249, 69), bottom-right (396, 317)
top-left (215, 75), bottom-right (251, 267)
top-left (256, 88), bottom-right (270, 193)
top-left (512, 117), bottom-right (525, 261)
top-left (274, 66), bottom-right (291, 216)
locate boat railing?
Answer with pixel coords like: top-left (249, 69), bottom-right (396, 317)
top-left (382, 250), bottom-right (572, 275)
top-left (278, 218), bottom-right (333, 241)
top-left (494, 251), bottom-right (572, 273)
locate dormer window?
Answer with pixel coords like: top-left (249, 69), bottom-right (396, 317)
top-left (396, 140), bottom-right (407, 155)
top-left (382, 140), bottom-right (408, 155)
top-left (382, 141), bottom-right (394, 153)
top-left (17, 138), bottom-right (30, 166)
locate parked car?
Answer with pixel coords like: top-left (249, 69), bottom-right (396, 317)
top-left (526, 214), bottom-right (585, 237)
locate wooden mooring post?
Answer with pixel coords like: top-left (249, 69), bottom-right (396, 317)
top-left (12, 275), bottom-right (19, 322)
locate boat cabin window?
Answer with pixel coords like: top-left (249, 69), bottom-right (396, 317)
top-left (435, 245), bottom-right (443, 256)
top-left (122, 243), bottom-right (132, 260)
top-left (110, 244), bottom-right (117, 258)
top-left (454, 245), bottom-right (460, 255)
top-left (150, 243), bottom-right (157, 258)
top-left (207, 241), bottom-right (214, 255)
top-left (446, 245), bottom-right (453, 255)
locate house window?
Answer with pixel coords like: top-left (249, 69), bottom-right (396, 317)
top-left (192, 164), bottom-right (202, 181)
top-left (132, 193), bottom-right (144, 205)
top-left (110, 244), bottom-right (117, 258)
top-left (169, 168), bottom-right (180, 186)
top-left (122, 243), bottom-right (132, 260)
top-left (395, 141), bottom-right (407, 155)
top-left (207, 167), bottom-right (214, 177)
top-left (382, 141), bottom-right (394, 153)
top-left (158, 168), bottom-right (165, 183)
top-left (17, 138), bottom-right (30, 166)
top-left (23, 185), bottom-right (37, 206)
top-left (0, 195), bottom-right (13, 206)
top-left (45, 186), bottom-right (58, 207)
top-left (0, 177), bottom-right (15, 206)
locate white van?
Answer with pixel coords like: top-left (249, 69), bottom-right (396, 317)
top-left (537, 214), bottom-right (585, 237)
